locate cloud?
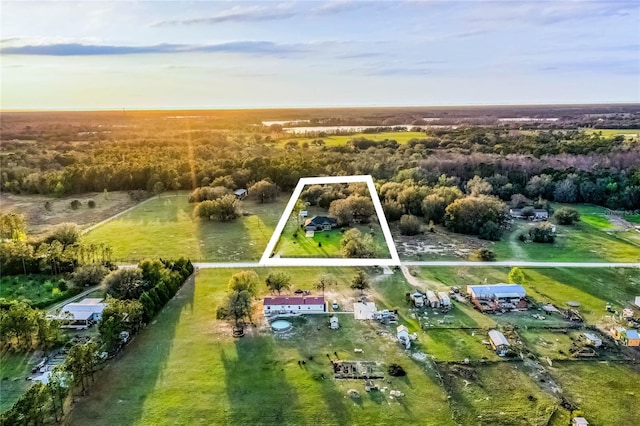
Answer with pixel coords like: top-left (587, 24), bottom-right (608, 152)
top-left (151, 4), bottom-right (297, 26)
top-left (0, 41), bottom-right (307, 57)
top-left (537, 58), bottom-right (640, 75)
top-left (471, 0), bottom-right (638, 26)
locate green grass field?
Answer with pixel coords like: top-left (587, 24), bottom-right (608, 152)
top-left (493, 204), bottom-right (640, 262)
top-left (67, 268), bottom-right (454, 426)
top-left (83, 195), bottom-right (286, 262)
top-left (275, 222), bottom-right (391, 258)
top-left (549, 362), bottom-right (640, 425)
top-left (583, 128), bottom-right (640, 141)
top-left (0, 350), bottom-right (39, 411)
top-left (281, 131), bottom-right (426, 147)
top-left (416, 266), bottom-right (640, 323)
top-left (63, 266), bottom-right (640, 425)
top-left (441, 362), bottom-right (561, 426)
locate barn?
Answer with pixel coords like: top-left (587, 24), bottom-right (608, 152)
top-left (467, 284), bottom-right (527, 312)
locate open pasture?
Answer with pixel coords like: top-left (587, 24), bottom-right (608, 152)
top-left (83, 195), bottom-right (286, 262)
top-left (280, 131), bottom-right (426, 147)
top-left (66, 268), bottom-right (454, 426)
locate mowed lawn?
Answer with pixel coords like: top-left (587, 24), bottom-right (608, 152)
top-left (0, 350), bottom-right (40, 411)
top-left (67, 268), bottom-right (454, 426)
top-left (280, 131), bottom-right (426, 147)
top-left (276, 222), bottom-right (391, 259)
top-left (493, 205), bottom-right (640, 262)
top-left (83, 195), bottom-right (286, 262)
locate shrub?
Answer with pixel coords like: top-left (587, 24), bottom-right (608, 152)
top-left (57, 280), bottom-right (68, 291)
top-left (473, 248), bottom-right (496, 261)
top-left (478, 220), bottom-right (502, 241)
top-left (388, 363), bottom-right (406, 377)
top-left (87, 199), bottom-right (96, 208)
top-left (400, 214), bottom-right (422, 236)
top-left (70, 199), bottom-right (81, 210)
top-left (529, 222), bottom-right (555, 243)
top-left (554, 206), bottom-right (580, 225)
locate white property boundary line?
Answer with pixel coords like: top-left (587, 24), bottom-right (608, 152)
top-left (259, 175), bottom-right (401, 267)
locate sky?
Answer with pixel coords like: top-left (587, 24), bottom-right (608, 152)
top-left (1, 0), bottom-right (639, 109)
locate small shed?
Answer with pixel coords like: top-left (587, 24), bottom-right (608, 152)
top-left (583, 332), bottom-right (602, 347)
top-left (622, 308), bottom-right (634, 320)
top-left (622, 329), bottom-right (640, 347)
top-left (635, 296), bottom-right (640, 308)
top-left (397, 325), bottom-right (410, 348)
top-left (438, 292), bottom-right (451, 307)
top-left (234, 188), bottom-right (248, 199)
top-left (329, 316), bottom-right (339, 330)
top-left (488, 329), bottom-right (510, 356)
top-left (572, 417), bottom-right (589, 426)
top-left (426, 291), bottom-right (440, 308)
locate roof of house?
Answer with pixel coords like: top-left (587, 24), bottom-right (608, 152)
top-left (625, 329), bottom-right (640, 339)
top-left (304, 216), bottom-right (337, 227)
top-left (573, 417), bottom-right (589, 426)
top-left (61, 300), bottom-right (106, 320)
top-left (234, 189), bottom-right (247, 195)
top-left (264, 296), bottom-right (325, 306)
top-left (488, 329), bottom-right (510, 347)
top-left (468, 284), bottom-right (526, 299)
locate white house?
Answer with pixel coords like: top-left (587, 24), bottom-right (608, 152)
top-left (263, 296), bottom-right (326, 316)
top-left (59, 298), bottom-right (106, 329)
top-left (509, 208), bottom-right (549, 220)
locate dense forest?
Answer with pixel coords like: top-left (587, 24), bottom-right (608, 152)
top-left (1, 108), bottom-right (639, 213)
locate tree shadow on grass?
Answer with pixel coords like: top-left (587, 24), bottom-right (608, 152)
top-left (66, 273), bottom-right (195, 426)
top-left (221, 335), bottom-right (300, 425)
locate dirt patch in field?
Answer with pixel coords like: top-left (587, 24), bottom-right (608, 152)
top-left (391, 224), bottom-right (488, 260)
top-left (1, 191), bottom-right (148, 236)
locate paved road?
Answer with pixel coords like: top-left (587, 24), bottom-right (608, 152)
top-left (118, 261), bottom-right (640, 270)
top-left (46, 285), bottom-right (101, 315)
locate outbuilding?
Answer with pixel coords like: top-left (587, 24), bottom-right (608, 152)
top-left (467, 284), bottom-right (527, 312)
top-left (621, 329), bottom-right (640, 347)
top-left (329, 316), bottom-right (339, 330)
top-left (583, 333), bottom-right (602, 348)
top-left (488, 329), bottom-right (510, 356)
top-left (397, 325), bottom-right (410, 348)
top-left (572, 417), bottom-right (589, 426)
top-left (426, 291), bottom-right (440, 308)
top-left (234, 188), bottom-right (248, 199)
top-left (438, 291), bottom-right (451, 307)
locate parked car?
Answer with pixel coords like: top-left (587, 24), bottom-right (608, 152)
top-left (332, 300), bottom-right (339, 310)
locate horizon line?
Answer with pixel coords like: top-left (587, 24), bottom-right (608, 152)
top-left (2, 101), bottom-right (639, 113)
